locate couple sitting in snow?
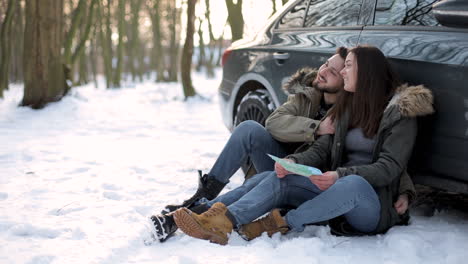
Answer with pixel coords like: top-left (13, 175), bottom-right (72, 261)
top-left (150, 45), bottom-right (434, 245)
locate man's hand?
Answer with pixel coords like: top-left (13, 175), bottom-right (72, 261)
top-left (394, 194), bottom-right (409, 215)
top-left (316, 116), bottom-right (335, 136)
top-left (275, 159), bottom-right (294, 178)
top-left (309, 171), bottom-right (338, 190)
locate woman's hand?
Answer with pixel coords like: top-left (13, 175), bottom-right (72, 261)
top-left (309, 171), bottom-right (338, 190)
top-left (394, 194), bottom-right (409, 215)
top-left (275, 159), bottom-right (294, 178)
top-left (316, 116), bottom-right (335, 136)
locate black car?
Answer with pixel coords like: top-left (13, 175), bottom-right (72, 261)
top-left (218, 0), bottom-right (468, 194)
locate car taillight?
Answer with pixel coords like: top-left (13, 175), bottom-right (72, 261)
top-left (221, 48), bottom-right (232, 67)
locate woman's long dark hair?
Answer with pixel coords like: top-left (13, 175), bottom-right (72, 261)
top-left (328, 45), bottom-right (401, 138)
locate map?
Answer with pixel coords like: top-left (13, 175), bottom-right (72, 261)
top-left (268, 154), bottom-right (322, 176)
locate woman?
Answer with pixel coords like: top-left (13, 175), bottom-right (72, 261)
top-left (173, 46), bottom-right (434, 245)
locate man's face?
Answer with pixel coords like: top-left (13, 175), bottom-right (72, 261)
top-left (312, 54), bottom-right (345, 94)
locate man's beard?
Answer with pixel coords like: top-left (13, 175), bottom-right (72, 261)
top-left (313, 80), bottom-right (340, 94)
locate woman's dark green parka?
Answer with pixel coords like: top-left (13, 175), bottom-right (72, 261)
top-left (287, 84), bottom-right (434, 234)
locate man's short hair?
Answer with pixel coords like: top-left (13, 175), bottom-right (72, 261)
top-left (336, 46), bottom-right (348, 60)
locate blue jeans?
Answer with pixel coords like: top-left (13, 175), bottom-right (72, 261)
top-left (208, 120), bottom-right (291, 184)
top-left (208, 172), bottom-right (381, 233)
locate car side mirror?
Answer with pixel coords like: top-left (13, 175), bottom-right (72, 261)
top-left (433, 0), bottom-right (468, 28)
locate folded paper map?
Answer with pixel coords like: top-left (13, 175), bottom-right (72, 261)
top-left (268, 154), bottom-right (322, 176)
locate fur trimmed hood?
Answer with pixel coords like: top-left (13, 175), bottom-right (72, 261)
top-left (387, 84), bottom-right (434, 118)
top-left (283, 68), bottom-right (435, 118)
top-left (282, 67), bottom-right (318, 95)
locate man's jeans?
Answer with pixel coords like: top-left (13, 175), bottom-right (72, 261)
top-left (208, 120), bottom-right (290, 184)
top-left (208, 172), bottom-right (381, 233)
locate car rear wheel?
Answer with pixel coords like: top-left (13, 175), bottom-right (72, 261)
top-left (234, 90), bottom-right (274, 127)
top-left (234, 90), bottom-right (275, 178)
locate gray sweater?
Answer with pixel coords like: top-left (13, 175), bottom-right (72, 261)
top-left (343, 128), bottom-right (376, 167)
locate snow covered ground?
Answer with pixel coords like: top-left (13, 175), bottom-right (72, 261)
top-left (1, 70), bottom-right (467, 264)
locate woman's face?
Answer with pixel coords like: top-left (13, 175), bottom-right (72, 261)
top-left (340, 52), bottom-right (358, 93)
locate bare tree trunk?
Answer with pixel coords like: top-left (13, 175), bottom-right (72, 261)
top-left (89, 25), bottom-right (99, 88)
top-left (69, 0), bottom-right (96, 87)
top-left (137, 38), bottom-right (146, 82)
top-left (167, 0), bottom-right (180, 82)
top-left (205, 0), bottom-right (215, 41)
top-left (134, 0), bottom-right (145, 82)
top-left (0, 0), bottom-right (17, 97)
top-left (126, 0), bottom-right (143, 82)
top-left (148, 0), bottom-right (165, 81)
top-left (225, 0), bottom-right (244, 41)
top-left (22, 0), bottom-right (65, 109)
top-left (148, 0), bottom-right (166, 81)
top-left (125, 3), bottom-right (136, 81)
top-left (61, 0), bottom-right (87, 93)
top-left (71, 0), bottom-right (98, 66)
top-left (112, 0), bottom-right (125, 87)
top-left (181, 0), bottom-right (197, 99)
top-left (196, 18), bottom-right (206, 72)
top-left (77, 46), bottom-right (88, 85)
top-left (97, 0), bottom-right (113, 88)
top-left (10, 0), bottom-right (24, 83)
top-left (204, 0), bottom-right (216, 78)
top-left (63, 0), bottom-right (86, 66)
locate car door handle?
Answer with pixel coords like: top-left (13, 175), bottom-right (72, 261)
top-left (273, 52), bottom-right (290, 60)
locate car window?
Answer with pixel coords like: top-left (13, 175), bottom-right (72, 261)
top-left (304, 0), bottom-right (361, 27)
top-left (277, 0), bottom-right (309, 29)
top-left (374, 0), bottom-right (441, 26)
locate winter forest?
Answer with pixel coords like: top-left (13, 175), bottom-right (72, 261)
top-left (0, 0), bottom-right (286, 107)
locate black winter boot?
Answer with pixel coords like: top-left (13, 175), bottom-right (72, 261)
top-left (161, 170), bottom-right (225, 214)
top-left (150, 214), bottom-right (177, 242)
top-left (150, 203), bottom-right (210, 242)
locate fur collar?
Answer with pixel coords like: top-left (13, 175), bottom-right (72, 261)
top-left (284, 68), bottom-right (434, 117)
top-left (282, 67), bottom-right (317, 94)
top-left (387, 84), bottom-right (434, 117)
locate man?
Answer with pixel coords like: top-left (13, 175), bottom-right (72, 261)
top-left (150, 47), bottom-right (414, 242)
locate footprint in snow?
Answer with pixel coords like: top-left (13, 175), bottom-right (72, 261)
top-left (9, 223), bottom-right (62, 239)
top-left (103, 191), bottom-right (123, 200)
top-left (131, 167), bottom-right (149, 174)
top-left (70, 228), bottom-right (87, 240)
top-left (101, 183), bottom-right (121, 190)
top-left (26, 255), bottom-right (55, 264)
top-left (50, 204), bottom-right (86, 216)
top-left (66, 167), bottom-right (90, 174)
top-left (0, 192), bottom-right (7, 200)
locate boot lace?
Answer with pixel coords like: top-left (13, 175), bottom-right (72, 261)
top-left (204, 204), bottom-right (225, 217)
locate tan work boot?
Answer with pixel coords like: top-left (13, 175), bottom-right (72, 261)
top-left (238, 209), bottom-right (289, 241)
top-left (173, 202), bottom-right (233, 245)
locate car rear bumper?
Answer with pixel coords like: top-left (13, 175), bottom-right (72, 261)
top-left (218, 80), bottom-right (235, 132)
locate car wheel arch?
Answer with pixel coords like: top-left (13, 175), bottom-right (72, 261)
top-left (231, 73), bottom-right (281, 124)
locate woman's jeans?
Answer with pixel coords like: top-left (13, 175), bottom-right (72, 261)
top-left (207, 120), bottom-right (290, 184)
top-left (208, 172), bottom-right (381, 233)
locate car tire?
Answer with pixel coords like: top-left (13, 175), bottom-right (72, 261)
top-left (234, 90), bottom-right (275, 177)
top-left (234, 90), bottom-right (274, 127)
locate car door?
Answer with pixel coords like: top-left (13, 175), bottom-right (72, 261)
top-left (358, 0), bottom-right (468, 192)
top-left (264, 0), bottom-right (366, 104)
